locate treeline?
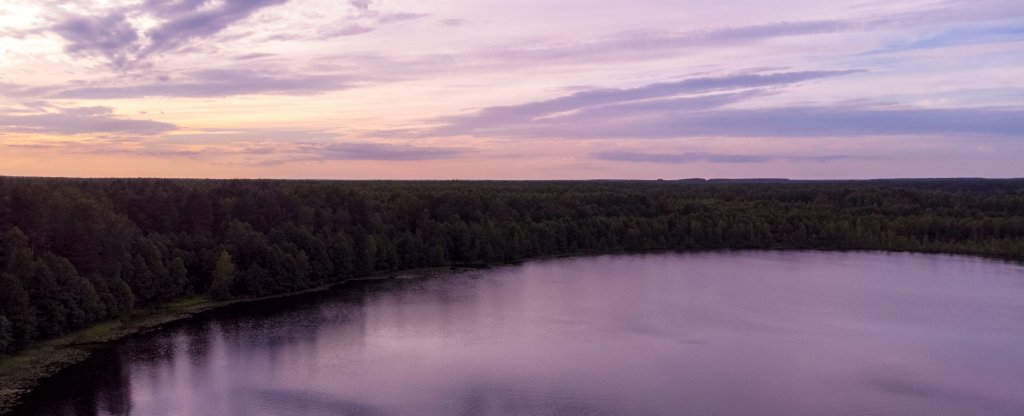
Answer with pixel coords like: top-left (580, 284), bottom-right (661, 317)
top-left (1, 178), bottom-right (1023, 354)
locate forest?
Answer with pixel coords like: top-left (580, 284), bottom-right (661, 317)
top-left (1, 177), bottom-right (1023, 355)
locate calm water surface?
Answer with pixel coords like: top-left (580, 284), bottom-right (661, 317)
top-left (15, 251), bottom-right (1024, 416)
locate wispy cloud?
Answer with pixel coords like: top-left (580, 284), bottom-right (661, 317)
top-left (348, 0), bottom-right (372, 11)
top-left (52, 12), bottom-right (141, 70)
top-left (439, 18), bottom-right (470, 27)
top-left (871, 25), bottom-right (1024, 54)
top-left (649, 105), bottom-right (1024, 138)
top-left (0, 105), bottom-right (176, 135)
top-left (592, 151), bottom-right (855, 164)
top-left (52, 69), bottom-right (355, 99)
top-left (290, 141), bottom-right (467, 161)
top-left (280, 0), bottom-right (429, 41)
top-left (574, 20), bottom-right (854, 53)
top-left (876, 0), bottom-right (1024, 27)
top-left (412, 70), bottom-right (1024, 140)
top-left (302, 1), bottom-right (1024, 77)
top-left (0, 83), bottom-right (53, 99)
top-left (417, 70), bottom-right (857, 138)
top-left (141, 0), bottom-right (289, 57)
top-left (47, 0), bottom-right (289, 69)
top-left (436, 101), bottom-right (1024, 140)
top-left (14, 139), bottom-right (469, 166)
top-left (426, 70), bottom-right (860, 134)
top-left (306, 19), bottom-right (862, 73)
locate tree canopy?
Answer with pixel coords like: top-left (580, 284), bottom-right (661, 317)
top-left (0, 177), bottom-right (1022, 354)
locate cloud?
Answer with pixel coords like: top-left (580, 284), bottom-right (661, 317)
top-left (375, 12), bottom-right (429, 25)
top-left (413, 70), bottom-right (1024, 140)
top-left (592, 151), bottom-right (854, 164)
top-left (34, 0), bottom-right (1024, 75)
top-left (446, 70), bottom-right (856, 118)
top-left (234, 53), bottom-right (277, 60)
top-left (877, 0), bottom-right (1024, 27)
top-left (308, 4), bottom-right (429, 40)
top-left (52, 69), bottom-right (354, 98)
top-left (455, 20), bottom-right (857, 66)
top-left (439, 18), bottom-right (470, 27)
top-left (306, 19), bottom-right (860, 73)
top-left (348, 0), bottom-right (372, 11)
top-left (52, 12), bottom-right (140, 70)
top-left (320, 25), bottom-right (376, 38)
top-left (33, 140), bottom-right (469, 165)
top-left (308, 1), bottom-right (1024, 74)
top-left (140, 0), bottom-right (290, 57)
top-left (47, 0), bottom-right (289, 69)
top-left (446, 102), bottom-right (1024, 140)
top-left (291, 142), bottom-right (467, 161)
top-left (0, 106), bottom-right (176, 135)
top-left (423, 70), bottom-right (860, 137)
top-left (0, 82), bottom-right (53, 99)
top-left (865, 374), bottom-right (1017, 413)
top-left (652, 106), bottom-right (1024, 138)
top-left (871, 25), bottom-right (1024, 54)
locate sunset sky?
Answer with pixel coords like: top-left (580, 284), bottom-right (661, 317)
top-left (1, 0), bottom-right (1022, 179)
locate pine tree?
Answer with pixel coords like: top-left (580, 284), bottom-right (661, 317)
top-left (209, 250), bottom-right (235, 300)
top-left (0, 315), bottom-right (13, 353)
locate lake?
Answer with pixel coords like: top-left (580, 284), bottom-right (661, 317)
top-left (13, 251), bottom-right (1024, 416)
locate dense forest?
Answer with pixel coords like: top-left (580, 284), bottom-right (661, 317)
top-left (1, 177), bottom-right (1023, 355)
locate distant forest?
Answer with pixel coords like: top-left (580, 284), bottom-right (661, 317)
top-left (1, 177), bottom-right (1023, 354)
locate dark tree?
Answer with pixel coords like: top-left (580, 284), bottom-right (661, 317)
top-left (0, 177), bottom-right (1022, 355)
top-left (209, 250), bottom-right (235, 300)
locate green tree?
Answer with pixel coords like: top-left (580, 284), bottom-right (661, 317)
top-left (168, 257), bottom-right (188, 296)
top-left (209, 250), bottom-right (235, 300)
top-left (2, 177), bottom-right (1024, 356)
top-left (0, 315), bottom-right (13, 353)
top-left (0, 273), bottom-right (34, 350)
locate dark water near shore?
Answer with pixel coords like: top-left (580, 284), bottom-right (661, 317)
top-left (14, 251), bottom-right (1024, 416)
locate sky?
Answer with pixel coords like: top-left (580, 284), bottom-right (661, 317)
top-left (0, 0), bottom-right (1022, 179)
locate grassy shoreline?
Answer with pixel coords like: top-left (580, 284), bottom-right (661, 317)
top-left (0, 266), bottom-right (459, 415)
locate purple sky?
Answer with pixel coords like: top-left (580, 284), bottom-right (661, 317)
top-left (1, 0), bottom-right (1022, 179)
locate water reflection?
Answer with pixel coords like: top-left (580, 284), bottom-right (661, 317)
top-left (14, 251), bottom-right (1024, 416)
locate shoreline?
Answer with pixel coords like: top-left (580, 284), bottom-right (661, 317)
top-left (0, 266), bottom-right (461, 415)
top-left (1, 248), bottom-right (1021, 414)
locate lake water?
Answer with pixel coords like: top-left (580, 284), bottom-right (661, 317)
top-left (13, 251), bottom-right (1024, 416)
